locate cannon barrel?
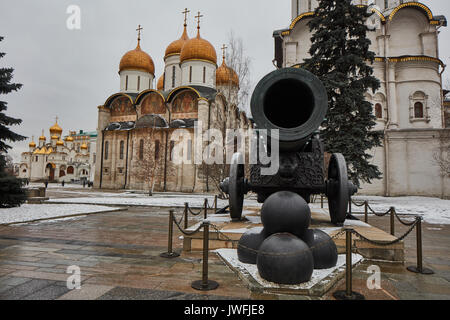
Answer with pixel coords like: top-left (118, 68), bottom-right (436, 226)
top-left (250, 68), bottom-right (328, 151)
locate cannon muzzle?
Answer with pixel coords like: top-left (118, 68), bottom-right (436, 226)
top-left (250, 68), bottom-right (328, 151)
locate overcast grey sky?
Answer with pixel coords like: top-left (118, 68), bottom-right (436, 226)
top-left (0, 0), bottom-right (449, 162)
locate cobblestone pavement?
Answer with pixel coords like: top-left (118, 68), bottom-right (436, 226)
top-left (0, 190), bottom-right (449, 300)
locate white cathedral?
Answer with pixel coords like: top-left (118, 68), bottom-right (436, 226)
top-left (273, 0), bottom-right (449, 198)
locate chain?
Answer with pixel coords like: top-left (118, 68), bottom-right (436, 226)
top-left (392, 208), bottom-right (418, 226)
top-left (351, 200), bottom-right (366, 207)
top-left (187, 206), bottom-right (203, 216)
top-left (172, 215), bottom-right (204, 236)
top-left (350, 217), bottom-right (420, 246)
top-left (366, 204), bottom-right (391, 217)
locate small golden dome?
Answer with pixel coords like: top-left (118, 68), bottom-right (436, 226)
top-left (50, 121), bottom-right (62, 135)
top-left (216, 57), bottom-right (239, 87)
top-left (65, 136), bottom-right (74, 142)
top-left (39, 136), bottom-right (46, 141)
top-left (56, 139), bottom-right (64, 146)
top-left (180, 29), bottom-right (217, 65)
top-left (157, 73), bottom-right (165, 91)
top-left (119, 41), bottom-right (155, 75)
top-left (165, 25), bottom-right (190, 59)
top-left (81, 143), bottom-right (88, 150)
top-left (29, 141), bottom-right (36, 148)
top-left (51, 135), bottom-right (59, 140)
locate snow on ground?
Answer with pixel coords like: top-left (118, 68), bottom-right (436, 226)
top-left (28, 183), bottom-right (87, 189)
top-left (0, 204), bottom-right (122, 225)
top-left (47, 193), bottom-right (261, 208)
top-left (216, 248), bottom-right (363, 290)
top-left (312, 195), bottom-right (450, 225)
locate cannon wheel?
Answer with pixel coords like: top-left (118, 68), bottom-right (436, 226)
top-left (327, 153), bottom-right (349, 225)
top-left (229, 153), bottom-right (245, 221)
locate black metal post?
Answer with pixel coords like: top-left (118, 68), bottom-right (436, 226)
top-left (214, 195), bottom-right (218, 213)
top-left (364, 201), bottom-right (368, 223)
top-left (204, 198), bottom-right (208, 220)
top-left (184, 202), bottom-right (189, 230)
top-left (390, 207), bottom-right (395, 236)
top-left (407, 217), bottom-right (434, 275)
top-left (160, 210), bottom-right (180, 258)
top-left (333, 228), bottom-right (364, 300)
top-left (191, 222), bottom-right (219, 291)
top-left (321, 194), bottom-right (324, 209)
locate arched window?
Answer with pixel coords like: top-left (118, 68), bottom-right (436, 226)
top-left (119, 141), bottom-right (124, 160)
top-left (104, 141), bottom-right (109, 160)
top-left (137, 76), bottom-right (141, 91)
top-left (203, 67), bottom-right (206, 83)
top-left (67, 166), bottom-right (74, 174)
top-left (187, 139), bottom-right (192, 162)
top-left (125, 75), bottom-right (129, 91)
top-left (414, 102), bottom-right (424, 118)
top-left (155, 140), bottom-right (160, 160)
top-left (139, 139), bottom-right (144, 160)
top-left (169, 140), bottom-right (175, 161)
top-left (375, 103), bottom-right (383, 119)
top-left (172, 66), bottom-right (176, 88)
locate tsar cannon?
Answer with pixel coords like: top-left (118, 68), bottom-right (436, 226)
top-left (220, 68), bottom-right (357, 225)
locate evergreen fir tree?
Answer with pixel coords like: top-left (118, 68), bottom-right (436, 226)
top-left (0, 36), bottom-right (27, 208)
top-left (302, 0), bottom-right (384, 187)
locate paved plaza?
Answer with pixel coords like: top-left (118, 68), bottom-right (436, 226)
top-left (0, 186), bottom-right (449, 300)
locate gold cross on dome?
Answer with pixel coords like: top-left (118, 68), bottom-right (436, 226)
top-left (55, 116), bottom-right (58, 123)
top-left (195, 11), bottom-right (203, 29)
top-left (221, 44), bottom-right (228, 59)
top-left (182, 8), bottom-right (190, 25)
top-left (136, 25), bottom-right (143, 42)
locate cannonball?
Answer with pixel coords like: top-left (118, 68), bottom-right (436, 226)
top-left (237, 227), bottom-right (268, 264)
top-left (302, 229), bottom-right (338, 269)
top-left (261, 191), bottom-right (311, 238)
top-left (256, 233), bottom-right (314, 285)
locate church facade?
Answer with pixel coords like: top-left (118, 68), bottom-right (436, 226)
top-left (93, 13), bottom-right (251, 192)
top-left (273, 0), bottom-right (449, 198)
top-left (19, 121), bottom-right (93, 183)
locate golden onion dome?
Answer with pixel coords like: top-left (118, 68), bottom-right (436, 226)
top-left (56, 139), bottom-right (64, 146)
top-left (157, 73), bottom-right (165, 91)
top-left (165, 24), bottom-right (190, 59)
top-left (180, 28), bottom-right (217, 65)
top-left (39, 136), bottom-right (46, 141)
top-left (51, 135), bottom-right (59, 140)
top-left (65, 136), bottom-right (74, 142)
top-left (29, 141), bottom-right (36, 148)
top-left (80, 143), bottom-right (88, 150)
top-left (49, 121), bottom-right (63, 135)
top-left (119, 40), bottom-right (155, 75)
top-left (216, 56), bottom-right (239, 88)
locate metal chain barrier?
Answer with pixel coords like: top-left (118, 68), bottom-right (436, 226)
top-left (351, 217), bottom-right (420, 247)
top-left (351, 199), bottom-right (366, 207)
top-left (392, 208), bottom-right (418, 226)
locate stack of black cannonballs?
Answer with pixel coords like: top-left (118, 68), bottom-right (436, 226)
top-left (237, 191), bottom-right (338, 285)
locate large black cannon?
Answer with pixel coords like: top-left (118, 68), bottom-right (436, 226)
top-left (220, 67), bottom-right (357, 225)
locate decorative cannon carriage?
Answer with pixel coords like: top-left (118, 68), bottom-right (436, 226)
top-left (220, 68), bottom-right (357, 225)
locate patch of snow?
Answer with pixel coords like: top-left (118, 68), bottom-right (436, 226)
top-left (352, 195), bottom-right (450, 225)
top-left (216, 248), bottom-right (363, 290)
top-left (0, 204), bottom-right (121, 225)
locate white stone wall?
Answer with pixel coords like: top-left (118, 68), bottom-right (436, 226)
top-left (180, 60), bottom-right (216, 89)
top-left (120, 70), bottom-right (154, 93)
top-left (164, 55), bottom-right (182, 91)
